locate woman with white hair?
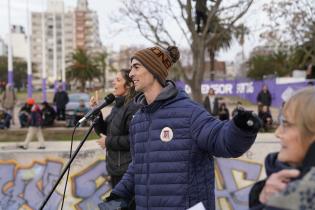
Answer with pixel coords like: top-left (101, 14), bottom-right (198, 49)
top-left (249, 87), bottom-right (315, 210)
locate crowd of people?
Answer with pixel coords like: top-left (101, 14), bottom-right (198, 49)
top-left (0, 42), bottom-right (314, 208)
top-left (0, 83), bottom-right (91, 149)
top-left (202, 85), bottom-right (271, 127)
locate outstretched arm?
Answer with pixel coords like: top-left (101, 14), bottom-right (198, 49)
top-left (191, 106), bottom-right (260, 157)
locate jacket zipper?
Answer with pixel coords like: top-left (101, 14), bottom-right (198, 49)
top-left (118, 151), bottom-right (120, 167)
top-left (147, 113), bottom-right (152, 209)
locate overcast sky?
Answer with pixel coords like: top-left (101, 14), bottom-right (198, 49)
top-left (0, 0), bottom-right (270, 62)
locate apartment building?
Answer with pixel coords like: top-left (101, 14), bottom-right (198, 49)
top-left (31, 0), bottom-right (102, 87)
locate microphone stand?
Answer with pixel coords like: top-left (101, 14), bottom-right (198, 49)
top-left (39, 118), bottom-right (97, 210)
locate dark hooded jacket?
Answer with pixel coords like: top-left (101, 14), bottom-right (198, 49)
top-left (113, 81), bottom-right (257, 210)
top-left (94, 96), bottom-right (140, 176)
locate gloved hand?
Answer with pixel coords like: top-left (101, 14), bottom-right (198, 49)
top-left (98, 193), bottom-right (129, 210)
top-left (233, 108), bottom-right (262, 133)
top-left (105, 193), bottom-right (121, 202)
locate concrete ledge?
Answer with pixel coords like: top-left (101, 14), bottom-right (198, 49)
top-left (0, 126), bottom-right (95, 142)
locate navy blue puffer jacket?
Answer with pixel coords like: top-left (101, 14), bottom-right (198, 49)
top-left (113, 82), bottom-right (257, 210)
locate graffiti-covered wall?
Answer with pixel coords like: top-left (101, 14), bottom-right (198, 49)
top-left (0, 138), bottom-right (280, 210)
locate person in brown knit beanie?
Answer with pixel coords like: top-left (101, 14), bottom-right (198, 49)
top-left (102, 44), bottom-right (260, 210)
top-left (131, 46), bottom-right (180, 86)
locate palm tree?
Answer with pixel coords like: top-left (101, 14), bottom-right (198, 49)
top-left (94, 50), bottom-right (108, 89)
top-left (67, 48), bottom-right (101, 92)
top-left (206, 16), bottom-right (232, 80)
top-left (235, 24), bottom-right (250, 61)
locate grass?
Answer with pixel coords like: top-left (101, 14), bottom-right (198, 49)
top-left (16, 89), bottom-right (109, 104)
top-left (0, 127), bottom-right (100, 142)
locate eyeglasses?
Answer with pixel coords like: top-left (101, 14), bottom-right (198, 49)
top-left (279, 115), bottom-right (296, 131)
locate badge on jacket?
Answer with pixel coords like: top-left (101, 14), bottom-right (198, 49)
top-left (160, 127), bottom-right (173, 142)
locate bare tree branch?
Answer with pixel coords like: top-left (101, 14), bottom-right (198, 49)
top-left (167, 0), bottom-right (191, 47)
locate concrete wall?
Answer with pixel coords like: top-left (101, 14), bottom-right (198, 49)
top-left (0, 135), bottom-right (280, 210)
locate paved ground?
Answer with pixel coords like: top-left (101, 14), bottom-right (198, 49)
top-left (0, 132), bottom-right (278, 152)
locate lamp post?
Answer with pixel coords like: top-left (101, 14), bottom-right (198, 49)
top-left (7, 0), bottom-right (13, 86)
top-left (26, 0), bottom-right (33, 98)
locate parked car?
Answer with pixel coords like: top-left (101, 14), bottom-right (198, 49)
top-left (65, 93), bottom-right (91, 127)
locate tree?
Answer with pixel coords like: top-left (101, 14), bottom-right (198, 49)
top-left (235, 24), bottom-right (250, 60)
top-left (94, 50), bottom-right (108, 89)
top-left (247, 51), bottom-right (291, 80)
top-left (67, 48), bottom-right (101, 92)
top-left (206, 15), bottom-right (233, 80)
top-left (0, 56), bottom-right (29, 91)
top-left (263, 0), bottom-right (315, 66)
top-left (115, 0), bottom-right (253, 102)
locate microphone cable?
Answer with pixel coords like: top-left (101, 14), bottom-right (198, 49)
top-left (60, 121), bottom-right (80, 210)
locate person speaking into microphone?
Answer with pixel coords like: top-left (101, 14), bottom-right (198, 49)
top-left (90, 69), bottom-right (140, 193)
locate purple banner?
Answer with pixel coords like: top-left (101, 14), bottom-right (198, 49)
top-left (176, 78), bottom-right (313, 107)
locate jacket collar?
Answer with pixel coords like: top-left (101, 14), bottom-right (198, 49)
top-left (135, 80), bottom-right (178, 113)
top-left (301, 141), bottom-right (315, 172)
top-left (115, 96), bottom-right (125, 107)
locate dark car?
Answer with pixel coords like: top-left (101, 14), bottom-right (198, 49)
top-left (65, 93), bottom-right (91, 127)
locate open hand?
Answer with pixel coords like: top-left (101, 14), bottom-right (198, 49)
top-left (96, 133), bottom-right (106, 149)
top-left (89, 96), bottom-right (98, 108)
top-left (259, 169), bottom-right (300, 203)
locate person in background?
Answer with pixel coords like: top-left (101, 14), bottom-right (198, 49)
top-left (203, 87), bottom-right (219, 117)
top-left (0, 108), bottom-right (11, 129)
top-left (73, 99), bottom-right (89, 126)
top-left (103, 45), bottom-right (261, 210)
top-left (258, 105), bottom-right (273, 132)
top-left (0, 81), bottom-right (6, 93)
top-left (90, 69), bottom-right (139, 191)
top-left (18, 102), bottom-right (32, 128)
top-left (18, 98), bottom-right (45, 150)
top-left (257, 84), bottom-right (272, 112)
top-left (218, 102), bottom-right (230, 121)
top-left (232, 101), bottom-right (243, 118)
top-left (1, 84), bottom-right (16, 125)
top-left (277, 87), bottom-right (295, 125)
top-left (249, 87), bottom-right (315, 210)
top-left (306, 63), bottom-right (315, 79)
top-left (41, 101), bottom-right (56, 127)
top-left (193, 0), bottom-right (208, 33)
top-left (53, 85), bottom-right (69, 120)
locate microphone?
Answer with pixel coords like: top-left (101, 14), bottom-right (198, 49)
top-left (78, 93), bottom-right (115, 124)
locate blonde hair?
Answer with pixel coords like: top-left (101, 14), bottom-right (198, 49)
top-left (283, 87), bottom-right (315, 140)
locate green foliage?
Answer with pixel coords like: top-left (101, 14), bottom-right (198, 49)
top-left (0, 56), bottom-right (29, 90)
top-left (247, 51), bottom-right (292, 80)
top-left (94, 51), bottom-right (108, 88)
top-left (67, 48), bottom-right (101, 91)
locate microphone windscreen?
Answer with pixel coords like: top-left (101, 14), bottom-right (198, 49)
top-left (104, 93), bottom-right (115, 104)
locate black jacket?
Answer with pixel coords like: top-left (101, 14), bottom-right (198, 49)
top-left (42, 104), bottom-right (56, 126)
top-left (249, 142), bottom-right (315, 210)
top-left (53, 91), bottom-right (69, 108)
top-left (94, 96), bottom-right (140, 176)
top-left (256, 90), bottom-right (272, 106)
top-left (203, 95), bottom-right (219, 116)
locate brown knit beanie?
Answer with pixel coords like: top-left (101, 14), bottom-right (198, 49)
top-left (131, 46), bottom-right (180, 85)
